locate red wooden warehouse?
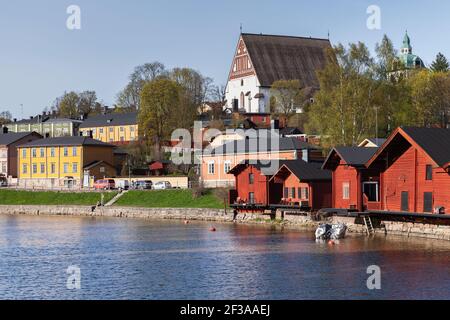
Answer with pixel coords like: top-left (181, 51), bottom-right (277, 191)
top-left (366, 127), bottom-right (450, 214)
top-left (271, 160), bottom-right (332, 210)
top-left (228, 160), bottom-right (283, 206)
top-left (322, 147), bottom-right (380, 211)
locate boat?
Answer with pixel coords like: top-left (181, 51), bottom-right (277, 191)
top-left (315, 223), bottom-right (347, 240)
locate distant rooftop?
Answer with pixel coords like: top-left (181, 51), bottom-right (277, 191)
top-left (79, 112), bottom-right (137, 128)
top-left (18, 136), bottom-right (115, 148)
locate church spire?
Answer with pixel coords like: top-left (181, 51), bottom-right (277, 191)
top-left (402, 30), bottom-right (412, 54)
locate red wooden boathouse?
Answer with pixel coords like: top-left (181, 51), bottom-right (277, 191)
top-left (228, 160), bottom-right (283, 206)
top-left (366, 127), bottom-right (450, 214)
top-left (271, 160), bottom-right (332, 210)
top-left (322, 147), bottom-right (380, 211)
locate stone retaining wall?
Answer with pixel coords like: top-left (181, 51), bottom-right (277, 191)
top-left (0, 205), bottom-right (449, 241)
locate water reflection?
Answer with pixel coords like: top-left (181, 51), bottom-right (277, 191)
top-left (0, 215), bottom-right (449, 300)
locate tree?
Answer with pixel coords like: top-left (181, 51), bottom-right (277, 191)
top-left (375, 34), bottom-right (397, 79)
top-left (57, 92), bottom-right (80, 118)
top-left (306, 43), bottom-right (380, 147)
top-left (139, 79), bottom-right (182, 160)
top-left (116, 62), bottom-right (166, 110)
top-left (0, 111), bottom-right (12, 125)
top-left (269, 79), bottom-right (305, 118)
top-left (430, 52), bottom-right (450, 73)
top-left (78, 91), bottom-right (98, 116)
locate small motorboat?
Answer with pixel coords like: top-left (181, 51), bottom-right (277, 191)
top-left (315, 223), bottom-right (347, 240)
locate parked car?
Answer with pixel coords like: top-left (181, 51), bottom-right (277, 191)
top-left (133, 180), bottom-right (153, 190)
top-left (153, 181), bottom-right (172, 190)
top-left (116, 180), bottom-right (130, 191)
top-left (0, 178), bottom-right (8, 187)
top-left (94, 179), bottom-right (116, 190)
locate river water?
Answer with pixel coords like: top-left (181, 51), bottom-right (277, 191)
top-left (0, 215), bottom-right (449, 300)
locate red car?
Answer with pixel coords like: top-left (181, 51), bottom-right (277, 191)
top-left (94, 179), bottom-right (116, 190)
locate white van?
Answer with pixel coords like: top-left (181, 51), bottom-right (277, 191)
top-left (116, 180), bottom-right (130, 191)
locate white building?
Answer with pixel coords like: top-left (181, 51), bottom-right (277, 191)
top-left (225, 33), bottom-right (332, 114)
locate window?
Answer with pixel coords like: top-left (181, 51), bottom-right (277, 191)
top-left (32, 148), bottom-right (37, 158)
top-left (22, 163), bottom-right (27, 174)
top-left (51, 163), bottom-right (56, 174)
top-left (363, 182), bottom-right (379, 202)
top-left (1, 162), bottom-right (6, 173)
top-left (40, 148), bottom-right (45, 157)
top-left (40, 163), bottom-right (45, 174)
top-left (426, 165), bottom-right (433, 181)
top-left (109, 127), bottom-right (114, 133)
top-left (241, 79), bottom-right (244, 86)
top-left (224, 161), bottom-right (231, 174)
top-left (63, 147), bottom-right (68, 157)
top-left (284, 188), bottom-right (289, 199)
top-left (300, 187), bottom-right (309, 200)
top-left (22, 149), bottom-right (26, 158)
top-left (401, 192), bottom-right (409, 212)
top-left (99, 128), bottom-right (104, 134)
top-left (208, 162), bottom-right (215, 175)
top-left (63, 163), bottom-right (69, 174)
top-left (50, 148), bottom-right (55, 157)
top-left (240, 92), bottom-right (245, 108)
top-left (249, 173), bottom-right (254, 185)
top-left (72, 163), bottom-right (78, 173)
top-left (120, 127), bottom-right (124, 132)
top-left (248, 192), bottom-right (255, 204)
top-left (290, 188), bottom-right (296, 199)
top-left (423, 192), bottom-right (433, 213)
top-left (32, 163), bottom-right (37, 174)
top-left (343, 182), bottom-right (350, 200)
top-left (72, 147), bottom-right (77, 157)
top-left (130, 126), bottom-right (135, 132)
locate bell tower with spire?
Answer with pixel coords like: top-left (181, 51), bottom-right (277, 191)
top-left (401, 31), bottom-right (413, 55)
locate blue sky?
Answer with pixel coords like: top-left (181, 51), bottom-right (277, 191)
top-left (0, 0), bottom-right (448, 118)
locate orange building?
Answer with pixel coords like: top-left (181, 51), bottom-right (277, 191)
top-left (201, 136), bottom-right (323, 188)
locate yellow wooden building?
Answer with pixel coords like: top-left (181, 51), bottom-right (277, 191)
top-left (79, 112), bottom-right (138, 144)
top-left (18, 136), bottom-right (117, 188)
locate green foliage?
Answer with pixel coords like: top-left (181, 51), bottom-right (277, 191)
top-left (53, 91), bottom-right (102, 118)
top-left (430, 53), bottom-right (450, 73)
top-left (115, 189), bottom-right (226, 209)
top-left (306, 35), bottom-right (450, 148)
top-left (0, 190), bottom-right (117, 205)
top-left (269, 79), bottom-right (305, 117)
top-left (139, 78), bottom-right (182, 159)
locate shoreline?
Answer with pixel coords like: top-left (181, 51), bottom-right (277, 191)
top-left (0, 205), bottom-right (450, 242)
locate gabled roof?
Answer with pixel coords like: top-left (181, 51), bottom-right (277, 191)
top-left (279, 127), bottom-right (304, 136)
top-left (228, 159), bottom-right (287, 176)
top-left (18, 136), bottom-right (115, 148)
top-left (241, 33), bottom-right (332, 88)
top-left (275, 160), bottom-right (331, 181)
top-left (322, 146), bottom-right (379, 170)
top-left (209, 137), bottom-right (318, 156)
top-left (358, 138), bottom-right (387, 148)
top-left (0, 132), bottom-right (42, 146)
top-left (79, 112), bottom-right (137, 128)
top-left (84, 160), bottom-right (114, 170)
top-left (366, 127), bottom-right (450, 169)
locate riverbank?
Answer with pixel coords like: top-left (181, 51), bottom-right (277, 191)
top-left (0, 205), bottom-right (450, 241)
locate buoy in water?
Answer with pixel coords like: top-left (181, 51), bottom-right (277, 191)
top-left (184, 220), bottom-right (190, 224)
top-left (209, 227), bottom-right (217, 232)
top-left (328, 240), bottom-right (335, 246)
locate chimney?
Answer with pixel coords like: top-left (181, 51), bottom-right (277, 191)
top-left (29, 116), bottom-right (33, 120)
top-left (13, 118), bottom-right (17, 123)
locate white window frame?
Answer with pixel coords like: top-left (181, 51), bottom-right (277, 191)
top-left (343, 182), bottom-right (350, 200)
top-left (208, 161), bottom-right (215, 175)
top-left (224, 161), bottom-right (232, 174)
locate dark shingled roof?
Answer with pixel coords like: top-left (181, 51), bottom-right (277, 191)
top-left (0, 132), bottom-right (41, 146)
top-left (210, 137), bottom-right (318, 156)
top-left (323, 147), bottom-right (379, 169)
top-left (19, 136), bottom-right (115, 148)
top-left (402, 127), bottom-right (450, 167)
top-left (242, 33), bottom-right (332, 88)
top-left (79, 112), bottom-right (137, 128)
top-left (280, 160), bottom-right (331, 181)
top-left (228, 159), bottom-right (286, 176)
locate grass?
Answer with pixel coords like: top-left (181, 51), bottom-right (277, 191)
top-left (114, 189), bottom-right (227, 209)
top-left (0, 190), bottom-right (117, 206)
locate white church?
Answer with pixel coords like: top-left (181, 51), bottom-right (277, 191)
top-left (225, 33), bottom-right (332, 114)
